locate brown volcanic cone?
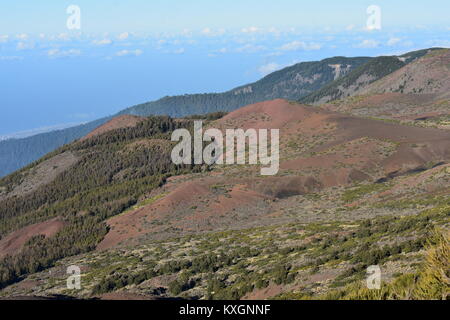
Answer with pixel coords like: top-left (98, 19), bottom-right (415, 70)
top-left (0, 218), bottom-right (65, 258)
top-left (97, 99), bottom-right (450, 250)
top-left (81, 115), bottom-right (144, 141)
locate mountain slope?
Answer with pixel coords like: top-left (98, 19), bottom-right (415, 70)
top-left (0, 49), bottom-right (442, 179)
top-left (0, 56), bottom-right (371, 178)
top-left (80, 115), bottom-right (145, 141)
top-left (321, 49), bottom-right (450, 128)
top-left (100, 99), bottom-right (450, 248)
top-left (300, 48), bottom-right (441, 105)
top-left (119, 56), bottom-right (371, 117)
top-left (0, 117), bottom-right (111, 178)
top-left (0, 116), bottom-right (202, 289)
top-left (359, 48), bottom-right (450, 98)
top-left (0, 100), bottom-right (450, 299)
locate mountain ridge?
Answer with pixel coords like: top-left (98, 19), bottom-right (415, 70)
top-left (300, 48), bottom-right (442, 105)
top-left (1, 98), bottom-right (449, 299)
top-left (0, 48), bottom-right (444, 178)
top-left (320, 48), bottom-right (450, 129)
top-left (0, 55), bottom-right (371, 177)
top-left (119, 56), bottom-right (371, 117)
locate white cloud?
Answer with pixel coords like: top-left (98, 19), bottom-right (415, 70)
top-left (45, 33), bottom-right (81, 41)
top-left (241, 26), bottom-right (260, 34)
top-left (16, 41), bottom-right (35, 50)
top-left (201, 27), bottom-right (212, 35)
top-left (92, 39), bottom-right (112, 46)
top-left (402, 40), bottom-right (414, 47)
top-left (173, 48), bottom-right (185, 54)
top-left (201, 28), bottom-right (226, 37)
top-left (117, 32), bottom-right (129, 40)
top-left (57, 33), bottom-right (71, 41)
top-left (47, 49), bottom-right (81, 58)
top-left (258, 63), bottom-right (281, 75)
top-left (387, 37), bottom-right (401, 46)
top-left (413, 25), bottom-right (428, 30)
top-left (0, 35), bottom-right (9, 43)
top-left (386, 37), bottom-right (414, 47)
top-left (266, 51), bottom-right (283, 57)
top-left (208, 48), bottom-right (228, 57)
top-left (355, 39), bottom-right (379, 48)
top-left (0, 56), bottom-right (23, 61)
top-left (181, 29), bottom-right (192, 37)
top-left (16, 33), bottom-right (28, 40)
top-left (236, 44), bottom-right (266, 53)
top-left (116, 49), bottom-right (143, 57)
top-left (279, 41), bottom-right (322, 51)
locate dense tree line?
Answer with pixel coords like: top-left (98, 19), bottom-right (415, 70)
top-left (184, 111), bottom-right (228, 121)
top-left (0, 116), bottom-right (201, 289)
top-left (120, 57), bottom-right (372, 118)
top-left (0, 117), bottom-right (111, 178)
top-left (1, 48), bottom-right (436, 179)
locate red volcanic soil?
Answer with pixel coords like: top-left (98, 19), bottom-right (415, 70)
top-left (217, 99), bottom-right (330, 131)
top-left (97, 99), bottom-right (450, 251)
top-left (81, 115), bottom-right (144, 141)
top-left (97, 180), bottom-right (209, 250)
top-left (243, 284), bottom-right (285, 300)
top-left (97, 178), bottom-right (273, 250)
top-left (332, 116), bottom-right (450, 175)
top-left (218, 99), bottom-right (450, 176)
top-left (0, 218), bottom-right (65, 258)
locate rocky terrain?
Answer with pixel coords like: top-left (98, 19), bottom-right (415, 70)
top-left (0, 49), bottom-right (449, 300)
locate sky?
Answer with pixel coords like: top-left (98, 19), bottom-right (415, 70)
top-left (0, 0), bottom-right (449, 137)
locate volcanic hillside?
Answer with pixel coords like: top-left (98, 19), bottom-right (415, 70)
top-left (1, 50), bottom-right (450, 299)
top-left (1, 99), bottom-right (449, 300)
top-left (98, 99), bottom-right (450, 250)
top-left (322, 49), bottom-right (450, 129)
top-left (301, 48), bottom-right (441, 105)
top-left (0, 115), bottom-right (200, 289)
top-left (81, 115), bottom-right (144, 141)
top-left (359, 49), bottom-right (450, 98)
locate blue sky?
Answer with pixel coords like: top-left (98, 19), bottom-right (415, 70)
top-left (1, 0), bottom-right (449, 33)
top-left (0, 0), bottom-right (449, 137)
